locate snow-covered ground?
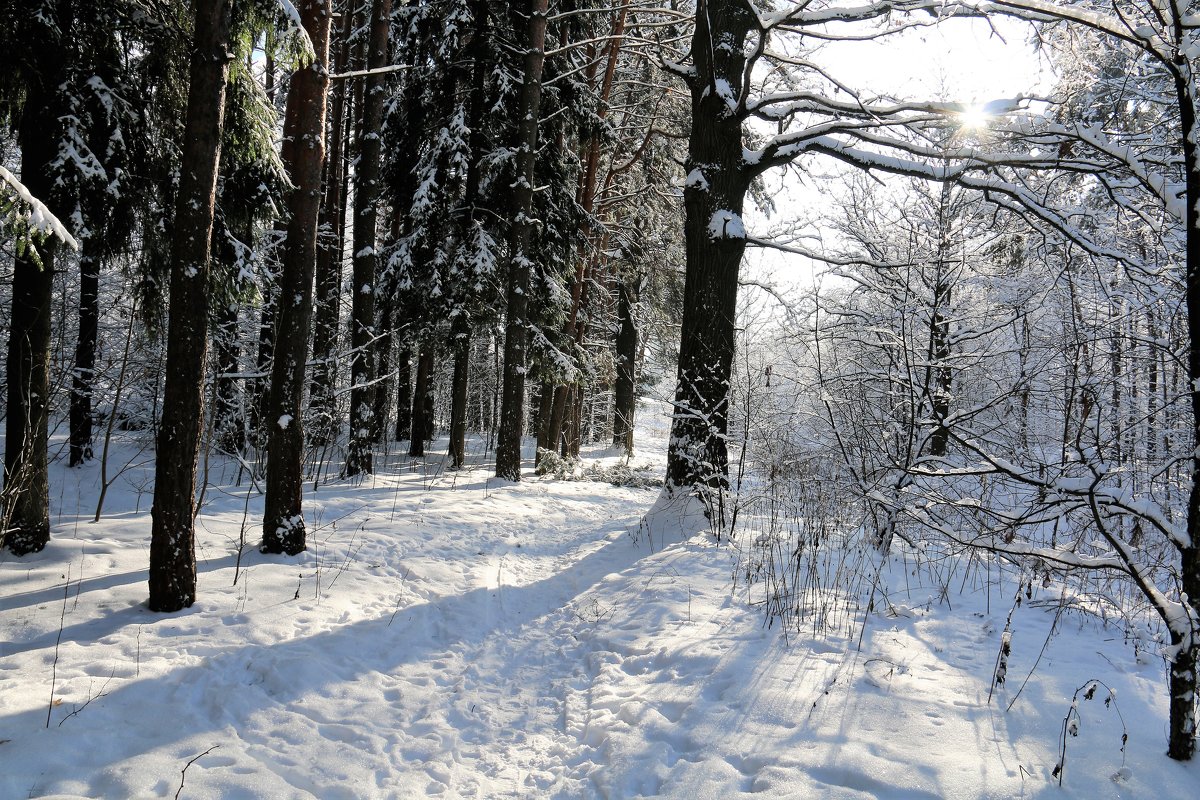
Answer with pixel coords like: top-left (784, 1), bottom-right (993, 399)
top-left (2, 404), bottom-right (1199, 798)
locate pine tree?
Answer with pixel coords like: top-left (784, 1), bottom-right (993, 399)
top-left (148, 0), bottom-right (236, 611)
top-left (263, 0), bottom-right (334, 555)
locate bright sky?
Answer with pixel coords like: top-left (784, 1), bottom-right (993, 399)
top-left (741, 16), bottom-right (1051, 303)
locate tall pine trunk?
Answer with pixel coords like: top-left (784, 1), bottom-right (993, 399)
top-left (449, 319), bottom-right (471, 467)
top-left (3, 94), bottom-right (56, 554)
top-left (69, 251), bottom-right (98, 467)
top-left (148, 0), bottom-right (234, 611)
top-left (310, 1), bottom-right (355, 447)
top-left (395, 345), bottom-right (412, 440)
top-left (409, 343), bottom-right (433, 457)
top-left (262, 0), bottom-right (333, 556)
top-left (344, 0), bottom-right (391, 477)
top-left (663, 0), bottom-right (753, 496)
top-left (612, 278), bottom-right (637, 454)
top-left (1171, 62), bottom-right (1200, 761)
top-left (495, 0), bottom-right (549, 480)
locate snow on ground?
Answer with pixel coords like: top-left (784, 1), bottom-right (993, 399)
top-left (1, 402), bottom-right (1199, 798)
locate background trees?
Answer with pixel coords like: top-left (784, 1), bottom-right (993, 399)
top-left (2, 0), bottom-right (1196, 761)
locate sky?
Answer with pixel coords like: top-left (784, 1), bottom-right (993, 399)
top-left (741, 16), bottom-right (1051, 301)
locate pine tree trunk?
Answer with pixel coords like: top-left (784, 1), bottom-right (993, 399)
top-left (372, 273), bottom-right (395, 443)
top-left (612, 278), bottom-right (637, 454)
top-left (395, 345), bottom-right (412, 440)
top-left (262, 0), bottom-right (332, 556)
top-left (310, 0), bottom-right (355, 447)
top-left (148, 0), bottom-right (234, 611)
top-left (344, 0), bottom-right (391, 477)
top-left (69, 251), bottom-right (99, 467)
top-left (1171, 65), bottom-right (1200, 761)
top-left (409, 344), bottom-right (433, 457)
top-left (534, 380), bottom-right (554, 462)
top-left (3, 95), bottom-right (56, 554)
top-left (450, 319), bottom-right (471, 467)
top-left (664, 0), bottom-right (754, 496)
top-left (495, 0), bottom-right (549, 481)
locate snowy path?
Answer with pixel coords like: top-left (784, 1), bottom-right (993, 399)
top-left (2, 430), bottom-right (1200, 798)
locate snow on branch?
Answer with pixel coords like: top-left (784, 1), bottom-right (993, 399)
top-left (1, 165), bottom-right (79, 251)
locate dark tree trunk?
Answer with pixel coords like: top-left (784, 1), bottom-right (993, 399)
top-left (262, 0), bottom-right (332, 556)
top-left (565, 384), bottom-right (582, 457)
top-left (3, 95), bottom-right (56, 554)
top-left (148, 0), bottom-right (234, 611)
top-left (449, 318), bottom-right (471, 467)
top-left (344, 0), bottom-right (391, 477)
top-left (409, 343), bottom-right (433, 457)
top-left (372, 272), bottom-right (396, 443)
top-left (1172, 63), bottom-right (1200, 762)
top-left (547, 383), bottom-right (569, 455)
top-left (310, 0), bottom-right (355, 447)
top-left (495, 0), bottom-right (549, 481)
top-left (395, 345), bottom-right (412, 440)
top-left (534, 380), bottom-right (554, 462)
top-left (664, 0), bottom-right (754, 496)
top-left (69, 251), bottom-right (99, 467)
top-left (612, 278), bottom-right (637, 454)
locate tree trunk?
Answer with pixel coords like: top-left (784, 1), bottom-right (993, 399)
top-left (372, 272), bottom-right (396, 443)
top-left (148, 0), bottom-right (234, 611)
top-left (612, 278), bottom-right (637, 454)
top-left (3, 95), bottom-right (56, 555)
top-left (262, 0), bottom-right (332, 556)
top-left (395, 345), bottom-right (412, 440)
top-left (69, 251), bottom-right (98, 467)
top-left (534, 380), bottom-right (554, 462)
top-left (495, 0), bottom-right (549, 481)
top-left (344, 0), bottom-right (391, 477)
top-left (1172, 64), bottom-right (1200, 761)
top-left (310, 0), bottom-right (355, 447)
top-left (449, 318), bottom-right (471, 467)
top-left (664, 0), bottom-right (754, 495)
top-left (409, 343), bottom-right (433, 457)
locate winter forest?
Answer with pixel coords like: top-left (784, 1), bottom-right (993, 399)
top-left (3, 0), bottom-right (1200, 796)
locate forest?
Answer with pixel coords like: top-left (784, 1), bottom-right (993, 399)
top-left (2, 0), bottom-right (1200, 796)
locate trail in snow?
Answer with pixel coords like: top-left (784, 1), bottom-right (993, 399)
top-left (1, 403), bottom-right (1199, 798)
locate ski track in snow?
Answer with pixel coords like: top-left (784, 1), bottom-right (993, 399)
top-left (2, 406), bottom-right (1200, 798)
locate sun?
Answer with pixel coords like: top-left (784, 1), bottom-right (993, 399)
top-left (959, 103), bottom-right (990, 130)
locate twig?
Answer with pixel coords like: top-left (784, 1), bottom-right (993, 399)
top-left (46, 566), bottom-right (71, 728)
top-left (175, 745), bottom-right (220, 799)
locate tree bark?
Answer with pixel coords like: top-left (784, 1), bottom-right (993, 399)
top-left (449, 318), bottom-right (471, 467)
top-left (310, 0), bottom-right (355, 447)
top-left (262, 0), bottom-right (333, 556)
top-left (344, 0), bottom-right (392, 477)
top-left (1172, 57), bottom-right (1200, 761)
top-left (495, 0), bottom-right (549, 481)
top-left (664, 0), bottom-right (754, 495)
top-left (395, 345), bottom-right (412, 440)
top-left (3, 94), bottom-right (56, 554)
top-left (409, 343), bottom-right (433, 457)
top-left (612, 278), bottom-right (637, 454)
top-left (69, 251), bottom-right (98, 467)
top-left (148, 0), bottom-right (234, 611)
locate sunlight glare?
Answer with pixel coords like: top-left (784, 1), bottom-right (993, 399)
top-left (959, 103), bottom-right (990, 130)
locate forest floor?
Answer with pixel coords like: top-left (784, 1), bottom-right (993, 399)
top-left (2, 403), bottom-right (1199, 798)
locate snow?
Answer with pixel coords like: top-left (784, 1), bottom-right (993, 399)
top-left (708, 209), bottom-right (746, 240)
top-left (1, 404), bottom-right (1198, 797)
top-left (1, 164), bottom-right (80, 250)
